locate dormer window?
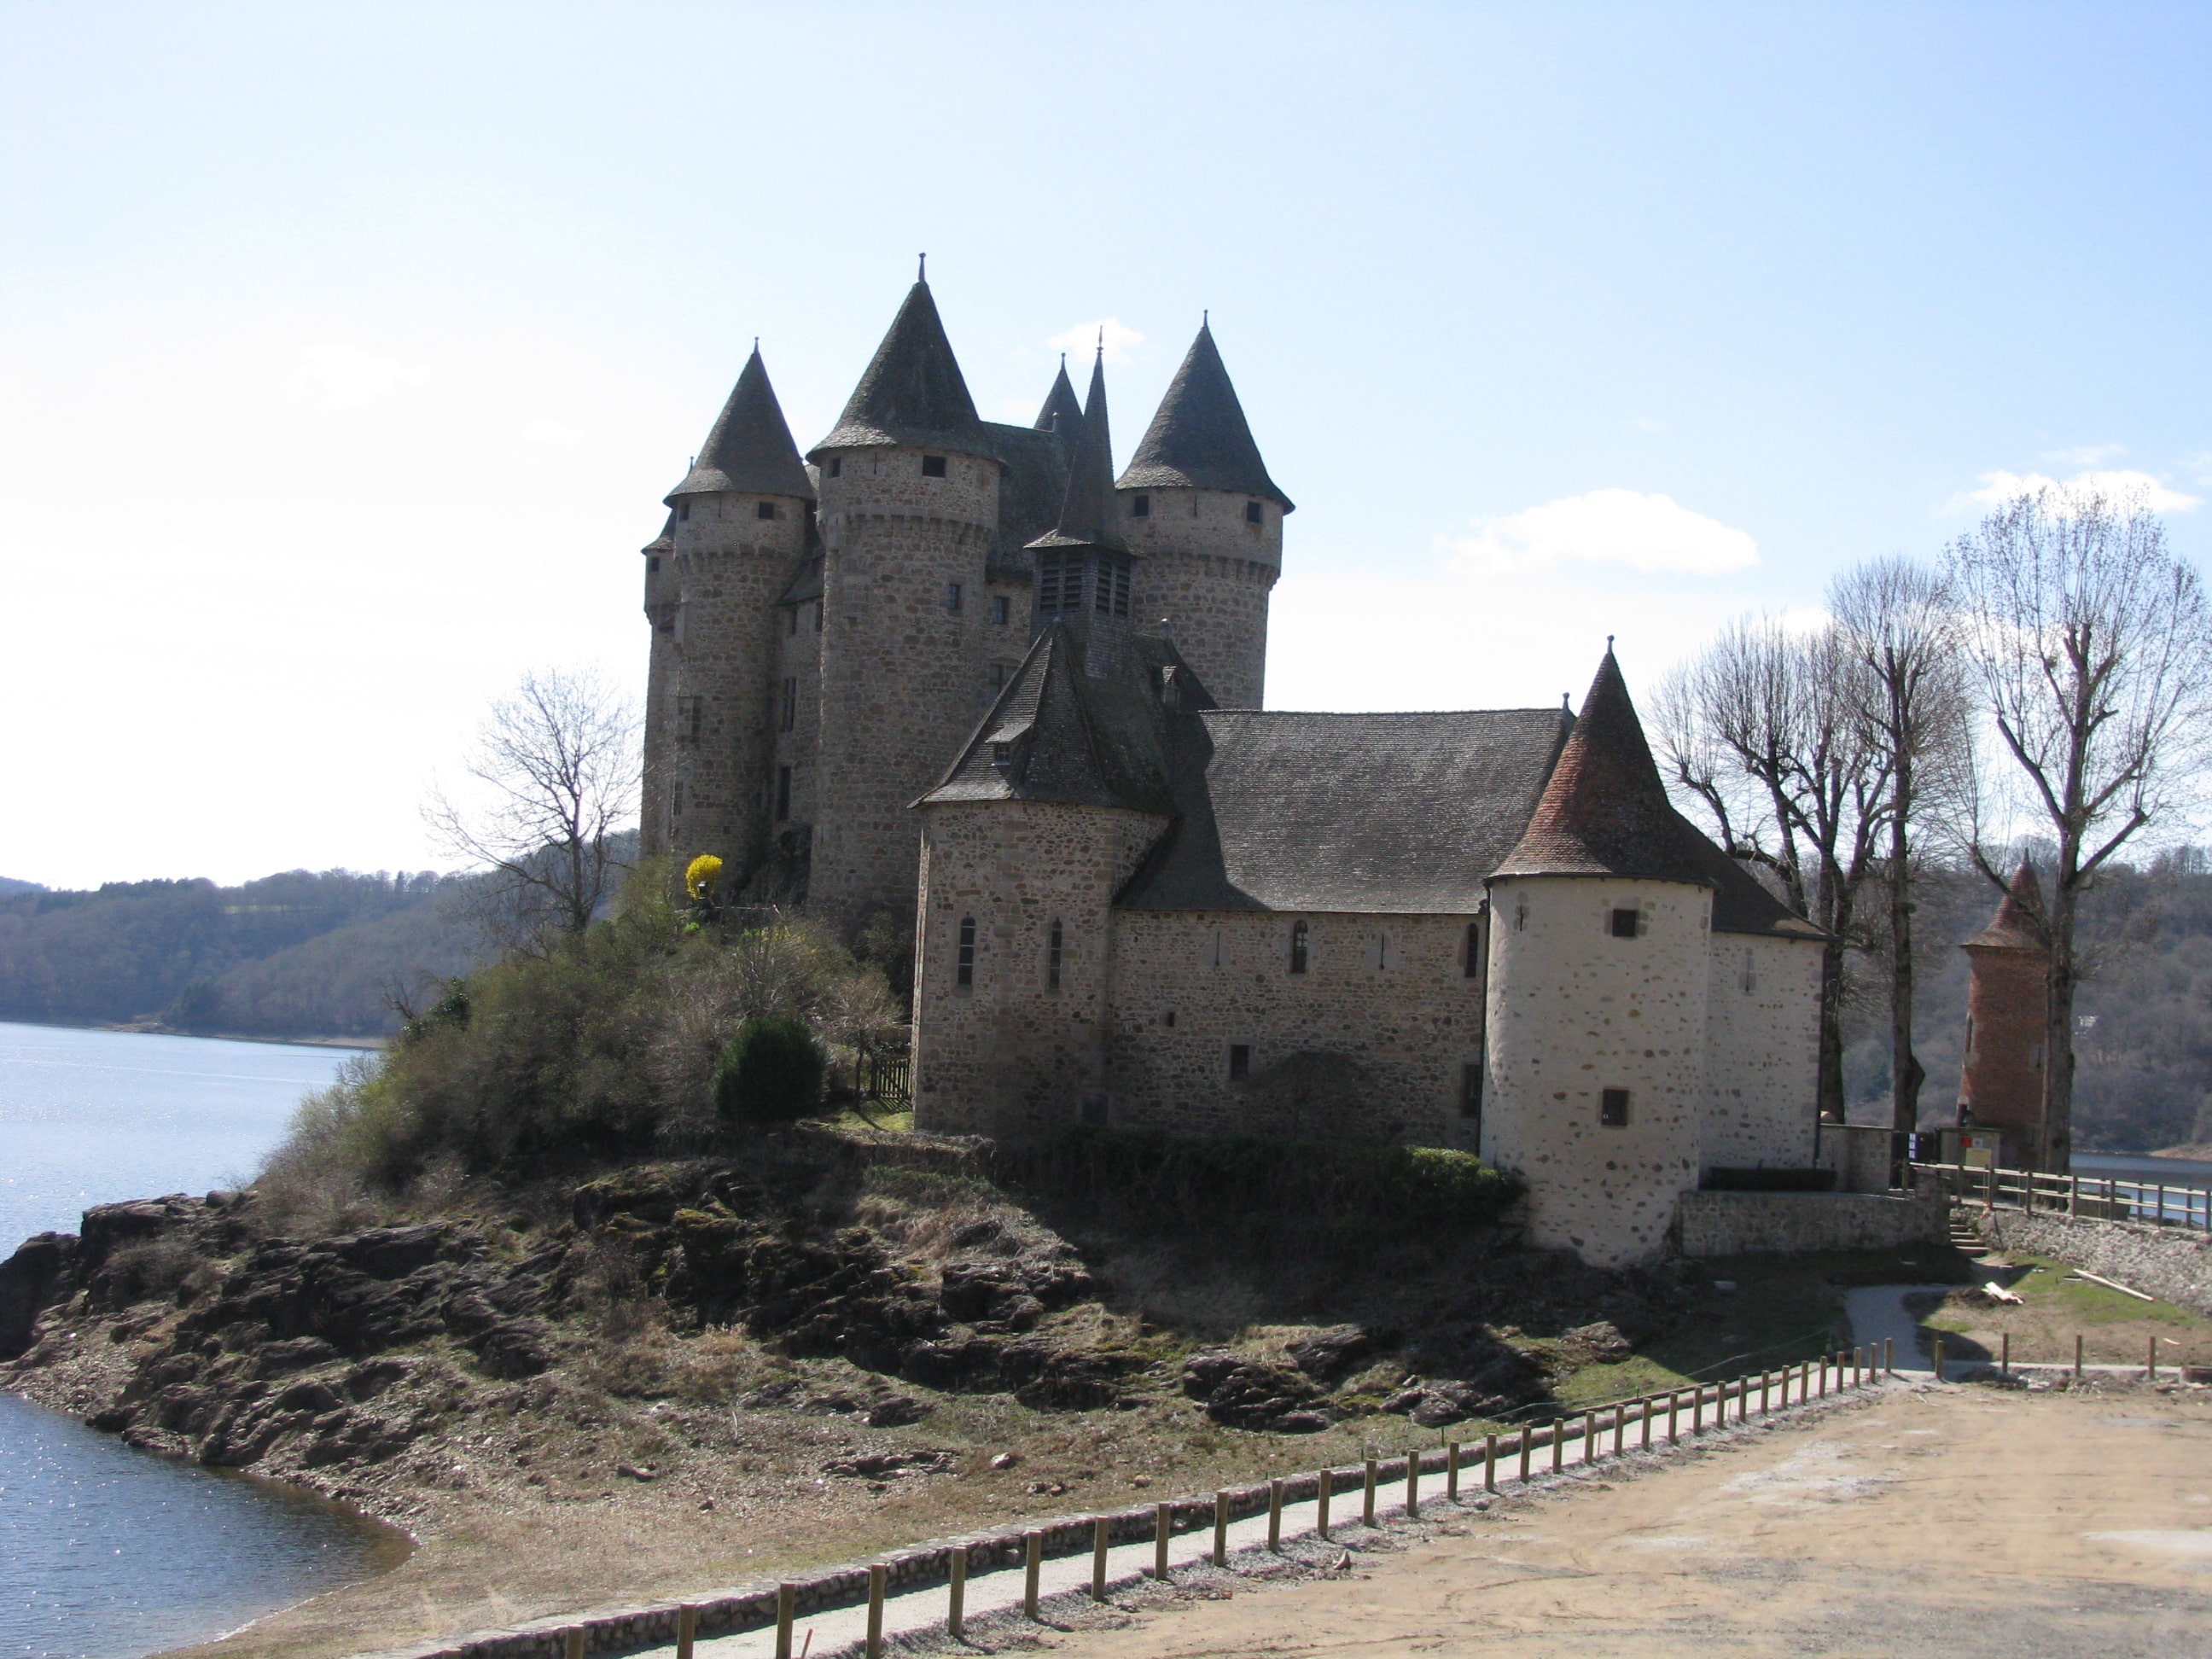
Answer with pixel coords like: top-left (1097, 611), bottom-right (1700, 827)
top-left (1132, 495), bottom-right (1150, 518)
top-left (990, 741), bottom-right (1013, 768)
top-left (1244, 500), bottom-right (1263, 525)
top-left (757, 501), bottom-right (777, 520)
top-left (922, 454), bottom-right (948, 478)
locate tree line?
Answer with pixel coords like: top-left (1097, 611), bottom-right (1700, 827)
top-left (1656, 483), bottom-right (2212, 1170)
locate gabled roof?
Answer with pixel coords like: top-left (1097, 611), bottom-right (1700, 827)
top-left (1492, 650), bottom-right (1715, 887)
top-left (1695, 839), bottom-right (1827, 940)
top-left (776, 551), bottom-right (824, 607)
top-left (920, 620), bottom-right (1187, 816)
top-left (1034, 358), bottom-right (1086, 453)
top-left (981, 423), bottom-right (1070, 569)
top-left (1116, 322), bottom-right (1292, 510)
top-left (1120, 707), bottom-right (1571, 913)
top-left (1965, 862), bottom-right (2049, 952)
top-left (1027, 350), bottom-right (1125, 554)
top-left (809, 280), bottom-right (989, 458)
top-left (667, 348), bottom-right (816, 503)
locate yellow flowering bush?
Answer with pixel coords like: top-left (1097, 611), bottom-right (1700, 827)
top-left (684, 854), bottom-right (725, 901)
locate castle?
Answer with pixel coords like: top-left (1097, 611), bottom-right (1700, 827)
top-left (639, 275), bottom-right (1828, 1266)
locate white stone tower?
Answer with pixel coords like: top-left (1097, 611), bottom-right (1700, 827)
top-left (1483, 649), bottom-right (1718, 1267)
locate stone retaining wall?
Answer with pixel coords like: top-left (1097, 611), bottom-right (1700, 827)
top-left (1974, 1208), bottom-right (2212, 1317)
top-left (1677, 1189), bottom-right (1946, 1257)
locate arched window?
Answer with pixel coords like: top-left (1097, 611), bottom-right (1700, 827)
top-left (1289, 920), bottom-right (1309, 975)
top-left (957, 916), bottom-right (976, 987)
top-left (1047, 918), bottom-right (1063, 990)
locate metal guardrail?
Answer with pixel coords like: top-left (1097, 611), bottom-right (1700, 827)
top-left (1909, 1160), bottom-right (2210, 1231)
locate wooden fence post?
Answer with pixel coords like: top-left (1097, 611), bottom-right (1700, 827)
top-left (1582, 1412), bottom-right (1596, 1464)
top-left (1613, 1401), bottom-right (1626, 1456)
top-left (1932, 1335), bottom-right (1944, 1382)
top-left (1364, 1458), bottom-right (1378, 1525)
top-left (2149, 1335), bottom-right (2158, 1380)
top-left (1551, 1417), bottom-right (1565, 1472)
top-left (1212, 1493), bottom-right (1228, 1566)
top-left (1885, 1339), bottom-right (1894, 1376)
top-left (1025, 1530), bottom-right (1043, 1619)
top-left (1691, 1388), bottom-right (1703, 1436)
top-left (1668, 1391), bottom-right (1680, 1444)
top-left (1405, 1452), bottom-right (1419, 1518)
top-left (776, 1584), bottom-right (795, 1659)
top-left (2000, 1332), bottom-right (2009, 1377)
top-left (565, 1629), bottom-right (585, 1659)
top-left (1092, 1517), bottom-right (1110, 1599)
top-left (1154, 1504), bottom-right (1171, 1580)
top-left (1447, 1440), bottom-right (1462, 1500)
top-left (949, 1546), bottom-right (967, 1638)
top-left (2075, 1333), bottom-right (2084, 1382)
top-left (866, 1563), bottom-right (887, 1659)
top-left (1269, 1479), bottom-right (1284, 1549)
top-left (1641, 1395), bottom-right (1653, 1449)
top-left (1318, 1466), bottom-right (1332, 1538)
top-left (1518, 1429), bottom-right (1533, 1481)
top-left (1486, 1431), bottom-right (1500, 1493)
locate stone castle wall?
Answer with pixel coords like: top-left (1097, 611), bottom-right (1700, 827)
top-left (1483, 876), bottom-right (1712, 1267)
top-left (911, 800), bottom-right (1167, 1138)
top-left (1701, 932), bottom-right (1825, 1171)
top-left (1103, 909), bottom-right (1486, 1148)
top-left (811, 444), bottom-right (1003, 923)
top-left (1119, 486), bottom-right (1281, 710)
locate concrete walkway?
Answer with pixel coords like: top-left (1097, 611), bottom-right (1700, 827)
top-left (1845, 1284), bottom-right (1957, 1377)
top-left (632, 1370), bottom-right (1885, 1659)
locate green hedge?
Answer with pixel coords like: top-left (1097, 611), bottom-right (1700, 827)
top-left (998, 1126), bottom-right (1522, 1253)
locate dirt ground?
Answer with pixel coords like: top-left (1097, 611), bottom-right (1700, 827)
top-left (1022, 1383), bottom-right (2212, 1659)
top-left (1916, 1249), bottom-right (2212, 1370)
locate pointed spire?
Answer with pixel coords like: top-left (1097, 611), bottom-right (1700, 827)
top-left (1117, 320), bottom-right (1293, 509)
top-left (667, 346), bottom-right (815, 503)
top-left (1494, 648), bottom-right (1714, 884)
top-left (1034, 355), bottom-right (1086, 451)
top-left (809, 276), bottom-right (987, 457)
top-left (1966, 861), bottom-right (2049, 952)
top-left (1027, 346), bottom-right (1122, 552)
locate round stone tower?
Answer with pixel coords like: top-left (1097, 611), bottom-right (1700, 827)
top-left (1115, 322), bottom-right (1290, 710)
top-left (806, 274), bottom-right (1004, 925)
top-left (1483, 649), bottom-right (1718, 1268)
top-left (649, 348), bottom-right (817, 887)
top-left (1957, 862), bottom-right (2052, 1169)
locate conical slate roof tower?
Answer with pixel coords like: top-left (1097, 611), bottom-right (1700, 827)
top-left (810, 273), bottom-right (988, 457)
top-left (1966, 862), bottom-right (2048, 952)
top-left (1117, 321), bottom-right (1292, 509)
top-left (667, 346), bottom-right (815, 503)
top-left (1028, 348), bottom-right (1122, 552)
top-left (1494, 648), bottom-right (1714, 886)
top-left (1033, 357), bottom-right (1086, 453)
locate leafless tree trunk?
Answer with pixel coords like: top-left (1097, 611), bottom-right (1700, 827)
top-left (1947, 487), bottom-right (2212, 1172)
top-left (1830, 557), bottom-right (1972, 1145)
top-left (1655, 616), bottom-right (1891, 1121)
top-left (426, 668), bottom-right (641, 955)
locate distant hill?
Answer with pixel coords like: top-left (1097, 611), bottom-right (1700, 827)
top-left (0, 869), bottom-right (491, 1039)
top-left (0, 876), bottom-right (47, 896)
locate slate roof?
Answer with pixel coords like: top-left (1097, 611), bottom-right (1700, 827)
top-left (1116, 707), bottom-right (1572, 913)
top-left (1493, 650), bottom-right (1716, 888)
top-left (1027, 351), bottom-right (1126, 554)
top-left (1034, 359), bottom-right (1086, 453)
top-left (777, 552), bottom-right (824, 608)
top-left (921, 620), bottom-right (1190, 816)
top-left (1965, 862), bottom-right (2048, 952)
top-left (642, 512), bottom-right (674, 555)
top-left (667, 349), bottom-right (816, 503)
top-left (1117, 322), bottom-right (1293, 510)
top-left (982, 423), bottom-right (1070, 571)
top-left (1696, 839), bottom-right (1827, 940)
top-left (809, 280), bottom-right (991, 458)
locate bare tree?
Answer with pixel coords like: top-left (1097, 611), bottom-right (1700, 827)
top-left (1655, 615), bottom-right (1891, 1121)
top-left (1829, 557), bottom-right (1973, 1147)
top-left (426, 668), bottom-right (641, 954)
top-left (1946, 486), bottom-right (2212, 1171)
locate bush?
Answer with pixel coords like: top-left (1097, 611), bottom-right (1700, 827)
top-left (713, 1015), bottom-right (825, 1124)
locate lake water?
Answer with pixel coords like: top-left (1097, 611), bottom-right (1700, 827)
top-left (0, 1022), bottom-right (397, 1659)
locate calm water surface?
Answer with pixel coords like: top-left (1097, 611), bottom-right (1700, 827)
top-left (0, 1022), bottom-right (397, 1659)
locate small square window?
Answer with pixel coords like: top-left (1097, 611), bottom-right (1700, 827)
top-left (828, 457), bottom-right (842, 478)
top-left (946, 582), bottom-right (963, 612)
top-left (1610, 908), bottom-right (1641, 939)
top-left (991, 594), bottom-right (1010, 625)
top-left (1228, 1044), bottom-right (1251, 1081)
top-left (1244, 500), bottom-right (1263, 525)
top-left (1163, 1010), bottom-right (1176, 1028)
top-left (1600, 1088), bottom-right (1630, 1127)
top-left (648, 556), bottom-right (661, 572)
top-left (676, 696), bottom-right (702, 742)
top-left (1132, 495), bottom-right (1150, 518)
top-left (757, 500), bottom-right (777, 520)
top-left (922, 454), bottom-right (948, 478)
top-left (678, 503), bottom-right (691, 521)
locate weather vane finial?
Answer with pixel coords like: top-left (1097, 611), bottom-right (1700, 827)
top-left (1607, 633), bottom-right (1615, 652)
top-left (917, 252), bottom-right (927, 282)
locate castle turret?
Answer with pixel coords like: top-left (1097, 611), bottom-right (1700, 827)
top-left (1957, 862), bottom-right (2051, 1167)
top-left (1115, 322), bottom-right (1290, 708)
top-left (1033, 357), bottom-right (1086, 453)
top-left (1483, 649), bottom-right (1717, 1267)
top-left (1026, 348), bottom-right (1140, 672)
top-left (807, 272), bottom-right (1005, 925)
top-left (648, 347), bottom-right (816, 885)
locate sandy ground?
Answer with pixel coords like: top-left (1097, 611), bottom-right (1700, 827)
top-left (1016, 1383), bottom-right (2212, 1659)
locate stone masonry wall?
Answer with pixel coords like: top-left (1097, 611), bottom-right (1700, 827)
top-left (1677, 1189), bottom-right (1946, 1256)
top-left (811, 444), bottom-right (1000, 924)
top-left (1976, 1208), bottom-right (2212, 1318)
top-left (639, 544), bottom-right (677, 859)
top-left (1484, 876), bottom-right (1713, 1268)
top-left (764, 584), bottom-right (823, 893)
top-left (1118, 486), bottom-right (1281, 710)
top-left (1702, 932), bottom-right (1825, 1172)
top-left (911, 800), bottom-right (1167, 1139)
top-left (1103, 910), bottom-right (1486, 1148)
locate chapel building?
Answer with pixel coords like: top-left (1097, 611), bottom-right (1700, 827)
top-left (639, 276), bottom-right (1829, 1266)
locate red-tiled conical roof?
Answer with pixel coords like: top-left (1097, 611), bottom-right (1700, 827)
top-left (1965, 862), bottom-right (2049, 952)
top-left (1493, 649), bottom-right (1714, 885)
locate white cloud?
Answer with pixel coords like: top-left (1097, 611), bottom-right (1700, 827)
top-left (522, 416), bottom-right (583, 447)
top-left (1945, 468), bottom-right (2197, 515)
top-left (2182, 449), bottom-right (2212, 484)
top-left (2044, 443), bottom-right (2123, 467)
top-left (1628, 416), bottom-right (1668, 433)
top-left (1446, 487), bottom-right (1759, 577)
top-left (292, 341), bottom-right (433, 410)
top-left (1046, 317), bottom-right (1144, 368)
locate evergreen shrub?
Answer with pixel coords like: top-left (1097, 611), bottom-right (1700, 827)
top-left (713, 1015), bottom-right (825, 1125)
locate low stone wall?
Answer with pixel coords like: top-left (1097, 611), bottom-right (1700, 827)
top-left (1975, 1209), bottom-right (2212, 1317)
top-left (1678, 1189), bottom-right (1946, 1257)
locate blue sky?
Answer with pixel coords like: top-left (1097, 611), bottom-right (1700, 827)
top-left (3, 2), bottom-right (2208, 888)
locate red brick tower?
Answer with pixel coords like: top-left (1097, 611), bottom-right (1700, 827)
top-left (1957, 862), bottom-right (2051, 1168)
